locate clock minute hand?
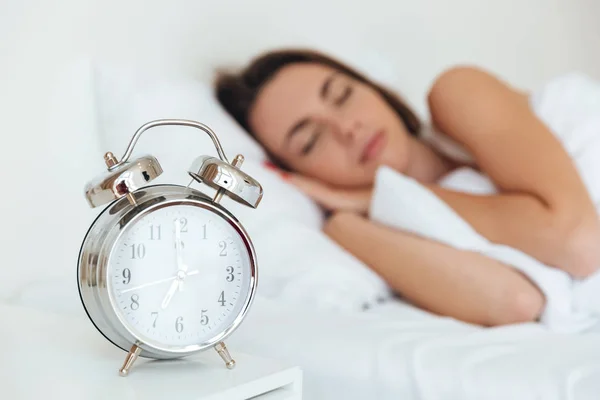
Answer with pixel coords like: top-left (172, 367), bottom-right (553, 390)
top-left (175, 219), bottom-right (185, 269)
top-left (174, 218), bottom-right (188, 292)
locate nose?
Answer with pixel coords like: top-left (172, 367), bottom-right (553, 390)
top-left (337, 119), bottom-right (362, 145)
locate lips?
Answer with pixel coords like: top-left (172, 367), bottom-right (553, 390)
top-left (360, 130), bottom-right (386, 164)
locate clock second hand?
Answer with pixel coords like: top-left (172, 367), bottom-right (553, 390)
top-left (120, 270), bottom-right (199, 294)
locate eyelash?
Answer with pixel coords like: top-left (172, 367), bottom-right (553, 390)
top-left (301, 129), bottom-right (323, 155)
top-left (334, 85), bottom-right (353, 106)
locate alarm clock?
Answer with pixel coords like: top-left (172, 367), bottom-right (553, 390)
top-left (77, 119), bottom-right (263, 377)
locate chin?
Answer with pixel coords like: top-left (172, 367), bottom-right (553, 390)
top-left (380, 149), bottom-right (408, 173)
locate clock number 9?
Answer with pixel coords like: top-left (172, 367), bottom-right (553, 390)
top-left (122, 268), bottom-right (131, 284)
top-left (226, 266), bottom-right (234, 282)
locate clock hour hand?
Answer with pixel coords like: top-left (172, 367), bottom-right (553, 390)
top-left (161, 279), bottom-right (179, 310)
top-left (160, 269), bottom-right (200, 309)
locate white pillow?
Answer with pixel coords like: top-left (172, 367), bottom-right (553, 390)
top-left (1, 58), bottom-right (103, 301)
top-left (92, 62), bottom-right (266, 185)
top-left (91, 61), bottom-right (391, 311)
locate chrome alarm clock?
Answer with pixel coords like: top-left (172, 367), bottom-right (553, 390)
top-left (77, 119), bottom-right (262, 376)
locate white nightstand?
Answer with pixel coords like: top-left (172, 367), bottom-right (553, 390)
top-left (0, 303), bottom-right (302, 399)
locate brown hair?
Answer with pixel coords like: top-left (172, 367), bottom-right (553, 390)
top-left (214, 48), bottom-right (421, 140)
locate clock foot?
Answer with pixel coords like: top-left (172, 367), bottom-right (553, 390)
top-left (119, 344), bottom-right (142, 377)
top-left (214, 341), bottom-right (236, 369)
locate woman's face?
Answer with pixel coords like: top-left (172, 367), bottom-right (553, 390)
top-left (248, 62), bottom-right (414, 187)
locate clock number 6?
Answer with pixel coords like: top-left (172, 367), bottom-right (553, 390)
top-left (175, 316), bottom-right (184, 333)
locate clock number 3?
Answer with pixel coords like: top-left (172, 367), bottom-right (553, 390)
top-left (226, 266), bottom-right (234, 282)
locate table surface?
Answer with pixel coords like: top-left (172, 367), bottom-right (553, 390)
top-left (0, 303), bottom-right (302, 400)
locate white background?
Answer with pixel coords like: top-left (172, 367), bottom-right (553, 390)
top-left (0, 0), bottom-right (599, 295)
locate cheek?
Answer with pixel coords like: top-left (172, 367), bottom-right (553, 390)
top-left (380, 131), bottom-right (411, 171)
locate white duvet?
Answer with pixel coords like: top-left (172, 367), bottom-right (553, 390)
top-left (369, 72), bottom-right (600, 333)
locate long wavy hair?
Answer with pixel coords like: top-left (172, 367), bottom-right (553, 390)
top-left (214, 48), bottom-right (421, 143)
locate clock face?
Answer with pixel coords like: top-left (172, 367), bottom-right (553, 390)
top-left (107, 203), bottom-right (254, 350)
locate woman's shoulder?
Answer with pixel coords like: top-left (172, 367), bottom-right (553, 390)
top-left (426, 65), bottom-right (529, 112)
top-left (425, 65), bottom-right (530, 138)
top-left (420, 65), bottom-right (531, 169)
top-left (419, 66), bottom-right (519, 168)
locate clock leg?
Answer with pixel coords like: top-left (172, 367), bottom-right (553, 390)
top-left (119, 344), bottom-right (142, 377)
top-left (214, 341), bottom-right (236, 369)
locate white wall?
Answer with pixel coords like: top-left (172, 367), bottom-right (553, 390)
top-left (4, 0), bottom-right (599, 114)
top-left (0, 0), bottom-right (599, 296)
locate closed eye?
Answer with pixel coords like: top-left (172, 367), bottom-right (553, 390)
top-left (301, 129), bottom-right (323, 155)
top-left (334, 85), bottom-right (353, 106)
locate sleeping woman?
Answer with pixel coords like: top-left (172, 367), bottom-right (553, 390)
top-left (214, 48), bottom-right (600, 327)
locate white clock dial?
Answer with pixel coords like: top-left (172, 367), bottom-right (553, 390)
top-left (107, 204), bottom-right (253, 349)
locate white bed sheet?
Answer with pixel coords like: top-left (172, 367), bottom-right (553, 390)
top-left (7, 279), bottom-right (600, 400)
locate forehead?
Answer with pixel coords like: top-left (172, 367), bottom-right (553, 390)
top-left (249, 63), bottom-right (335, 148)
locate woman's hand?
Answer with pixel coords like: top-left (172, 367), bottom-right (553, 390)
top-left (264, 161), bottom-right (372, 214)
top-left (288, 173), bottom-right (372, 214)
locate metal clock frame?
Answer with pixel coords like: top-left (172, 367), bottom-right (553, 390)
top-left (76, 119), bottom-right (263, 376)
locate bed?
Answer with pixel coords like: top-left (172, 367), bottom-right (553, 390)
top-left (4, 82), bottom-right (600, 400)
top-left (8, 277), bottom-right (600, 400)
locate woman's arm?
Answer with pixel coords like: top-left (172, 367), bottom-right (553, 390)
top-left (324, 212), bottom-right (544, 326)
top-left (425, 66), bottom-right (600, 277)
